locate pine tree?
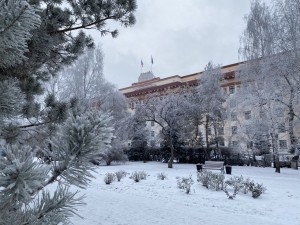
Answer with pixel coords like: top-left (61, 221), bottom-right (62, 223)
top-left (0, 0), bottom-right (136, 223)
top-left (0, 110), bottom-right (114, 224)
top-left (0, 0), bottom-right (41, 68)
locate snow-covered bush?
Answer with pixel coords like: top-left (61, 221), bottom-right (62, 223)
top-left (130, 171), bottom-right (148, 182)
top-left (223, 176), bottom-right (244, 199)
top-left (197, 171), bottom-right (224, 191)
top-left (104, 173), bottom-right (116, 184)
top-left (130, 171), bottom-right (141, 182)
top-left (209, 173), bottom-right (225, 191)
top-left (157, 172), bottom-right (167, 180)
top-left (197, 170), bottom-right (212, 188)
top-left (249, 183), bottom-right (266, 198)
top-left (115, 170), bottom-right (127, 182)
top-left (241, 177), bottom-right (252, 194)
top-left (139, 171), bottom-right (147, 180)
top-left (223, 176), bottom-right (266, 199)
top-left (177, 175), bottom-right (194, 194)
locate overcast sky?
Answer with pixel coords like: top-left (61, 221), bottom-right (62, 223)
top-left (90, 0), bottom-right (258, 89)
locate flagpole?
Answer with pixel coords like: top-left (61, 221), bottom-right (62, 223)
top-left (151, 55), bottom-right (153, 72)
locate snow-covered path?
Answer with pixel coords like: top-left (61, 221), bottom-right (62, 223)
top-left (70, 162), bottom-right (300, 225)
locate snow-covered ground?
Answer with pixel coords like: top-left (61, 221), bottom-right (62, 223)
top-left (70, 162), bottom-right (300, 225)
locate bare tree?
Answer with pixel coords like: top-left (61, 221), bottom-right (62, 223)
top-left (240, 0), bottom-right (300, 172)
top-left (135, 94), bottom-right (187, 168)
top-left (188, 62), bottom-right (226, 159)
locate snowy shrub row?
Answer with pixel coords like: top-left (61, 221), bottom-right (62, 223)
top-left (197, 171), bottom-right (266, 199)
top-left (176, 175), bottom-right (194, 194)
top-left (104, 170), bottom-right (127, 184)
top-left (104, 171), bottom-right (170, 184)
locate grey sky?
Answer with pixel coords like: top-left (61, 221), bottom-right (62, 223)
top-left (91, 0), bottom-right (255, 89)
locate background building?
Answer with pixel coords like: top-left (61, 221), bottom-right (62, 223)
top-left (120, 62), bottom-right (294, 157)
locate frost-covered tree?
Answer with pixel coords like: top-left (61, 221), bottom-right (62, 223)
top-left (0, 110), bottom-right (114, 224)
top-left (234, 62), bottom-right (285, 173)
top-left (0, 0), bottom-right (41, 68)
top-left (50, 46), bottom-right (130, 166)
top-left (126, 117), bottom-right (150, 161)
top-left (189, 62), bottom-right (226, 159)
top-left (57, 46), bottom-right (105, 108)
top-left (135, 94), bottom-right (187, 168)
top-left (240, 0), bottom-right (300, 155)
top-left (0, 0), bottom-right (136, 223)
top-left (1, 0), bottom-right (137, 137)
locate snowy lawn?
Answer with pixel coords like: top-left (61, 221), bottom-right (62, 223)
top-left (70, 162), bottom-right (300, 225)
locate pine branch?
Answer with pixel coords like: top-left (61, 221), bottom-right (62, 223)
top-left (48, 16), bottom-right (116, 35)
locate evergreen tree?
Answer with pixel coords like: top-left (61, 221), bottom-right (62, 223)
top-left (1, 0), bottom-right (137, 131)
top-left (0, 0), bottom-right (137, 223)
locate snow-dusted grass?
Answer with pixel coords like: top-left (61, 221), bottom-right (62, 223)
top-left (70, 162), bottom-right (300, 225)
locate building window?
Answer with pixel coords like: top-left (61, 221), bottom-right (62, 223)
top-left (244, 111), bottom-right (251, 120)
top-left (278, 123), bottom-right (286, 133)
top-left (218, 127), bottom-right (224, 135)
top-left (231, 112), bottom-right (237, 121)
top-left (151, 121), bottom-right (155, 127)
top-left (232, 126), bottom-right (237, 135)
top-left (151, 131), bottom-right (155, 137)
top-left (207, 128), bottom-right (212, 135)
top-left (279, 140), bottom-right (287, 149)
top-left (229, 85), bottom-right (235, 94)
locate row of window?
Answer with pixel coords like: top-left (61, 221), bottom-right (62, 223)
top-left (231, 124), bottom-right (286, 135)
top-left (230, 111), bottom-right (251, 120)
top-left (231, 140), bottom-right (287, 149)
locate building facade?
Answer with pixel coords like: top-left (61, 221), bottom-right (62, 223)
top-left (120, 63), bottom-right (294, 156)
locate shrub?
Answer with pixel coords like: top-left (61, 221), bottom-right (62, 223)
top-left (223, 176), bottom-right (244, 199)
top-left (130, 171), bottom-right (147, 182)
top-left (208, 173), bottom-right (225, 191)
top-left (177, 175), bottom-right (194, 194)
top-left (249, 183), bottom-right (266, 198)
top-left (104, 173), bottom-right (115, 184)
top-left (139, 171), bottom-right (147, 180)
top-left (115, 170), bottom-right (127, 182)
top-left (197, 171), bottom-right (224, 190)
top-left (241, 177), bottom-right (252, 194)
top-left (197, 171), bottom-right (266, 199)
top-left (197, 170), bottom-right (212, 188)
top-left (157, 172), bottom-right (167, 180)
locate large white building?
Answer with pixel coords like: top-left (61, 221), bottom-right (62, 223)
top-left (120, 62), bottom-right (295, 157)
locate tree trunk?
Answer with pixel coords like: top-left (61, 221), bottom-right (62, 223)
top-left (288, 91), bottom-right (297, 153)
top-left (271, 132), bottom-right (280, 173)
top-left (168, 144), bottom-right (175, 168)
top-left (205, 115), bottom-right (210, 160)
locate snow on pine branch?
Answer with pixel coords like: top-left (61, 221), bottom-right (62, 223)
top-left (0, 0), bottom-right (41, 68)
